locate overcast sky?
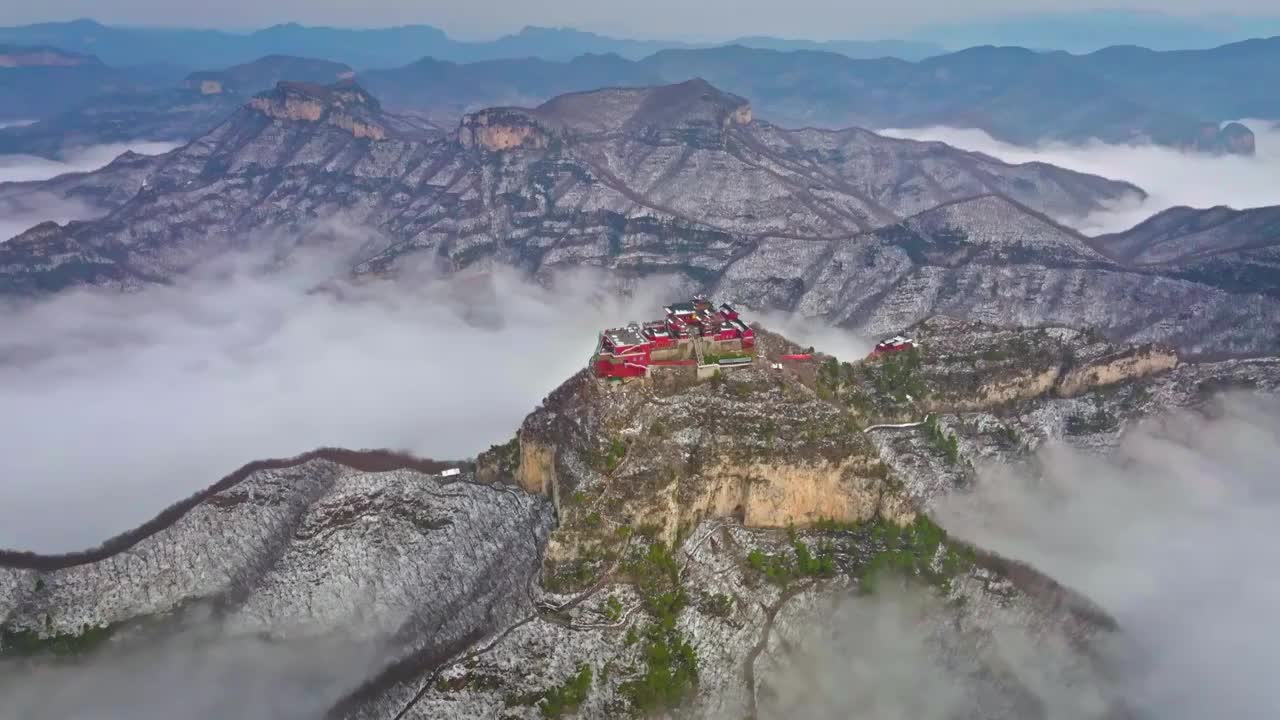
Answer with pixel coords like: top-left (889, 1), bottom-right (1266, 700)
top-left (1, 2), bottom-right (1279, 40)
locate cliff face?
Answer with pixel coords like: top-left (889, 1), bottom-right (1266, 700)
top-left (502, 349), bottom-right (903, 560)
top-left (247, 81), bottom-right (388, 140)
top-left (457, 108), bottom-right (551, 152)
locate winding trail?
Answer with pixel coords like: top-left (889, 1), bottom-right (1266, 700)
top-left (862, 415), bottom-right (930, 433)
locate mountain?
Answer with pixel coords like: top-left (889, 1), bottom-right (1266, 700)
top-left (1098, 204), bottom-right (1280, 265)
top-left (0, 79), bottom-right (1137, 291)
top-left (1092, 204), bottom-right (1280, 300)
top-left (355, 40), bottom-right (1280, 154)
top-left (4, 315), bottom-right (1278, 716)
top-left (0, 55), bottom-right (356, 157)
top-left (0, 19), bottom-right (942, 70)
top-left (6, 34), bottom-right (1276, 156)
top-left (914, 9), bottom-right (1280, 53)
top-left (0, 44), bottom-right (182, 121)
top-left (359, 53), bottom-right (663, 122)
top-left (6, 79), bottom-right (1280, 355)
top-left (182, 54), bottom-right (354, 95)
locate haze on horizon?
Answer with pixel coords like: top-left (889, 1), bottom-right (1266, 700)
top-left (1, 3), bottom-right (1279, 46)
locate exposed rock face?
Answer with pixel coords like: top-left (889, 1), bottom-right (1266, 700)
top-left (248, 81), bottom-right (388, 140)
top-left (499, 339), bottom-right (903, 554)
top-left (1057, 345), bottom-right (1179, 397)
top-left (458, 108), bottom-right (551, 151)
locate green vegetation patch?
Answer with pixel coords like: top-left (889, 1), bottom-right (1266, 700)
top-left (620, 542), bottom-right (699, 713)
top-left (1065, 407), bottom-right (1119, 435)
top-left (698, 592), bottom-right (734, 618)
top-left (540, 664), bottom-right (594, 718)
top-left (1, 622), bottom-right (115, 657)
top-left (922, 415), bottom-right (960, 464)
top-left (586, 437), bottom-right (628, 474)
top-left (856, 515), bottom-right (976, 595)
top-left (703, 350), bottom-right (753, 365)
top-left (480, 435), bottom-right (521, 478)
top-left (745, 528), bottom-right (838, 587)
top-left (814, 349), bottom-right (926, 416)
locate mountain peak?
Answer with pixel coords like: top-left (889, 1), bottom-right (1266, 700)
top-left (458, 79), bottom-right (752, 152)
top-left (247, 80), bottom-right (386, 140)
top-left (184, 55), bottom-right (354, 96)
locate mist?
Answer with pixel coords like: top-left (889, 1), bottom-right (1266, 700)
top-left (879, 121), bottom-right (1280, 233)
top-left (0, 141), bottom-right (181, 241)
top-left (0, 141), bottom-right (180, 184)
top-left (0, 245), bottom-right (691, 552)
top-left (934, 394), bottom-right (1280, 717)
top-left (0, 622), bottom-right (388, 720)
top-left (749, 306), bottom-right (872, 360)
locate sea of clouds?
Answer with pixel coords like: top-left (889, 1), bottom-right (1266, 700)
top-left (880, 120), bottom-right (1280, 234)
top-left (766, 395), bottom-right (1280, 719)
top-left (934, 395), bottom-right (1280, 718)
top-left (0, 254), bottom-right (658, 551)
top-left (0, 141), bottom-right (180, 241)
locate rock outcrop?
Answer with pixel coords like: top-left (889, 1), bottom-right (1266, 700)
top-left (248, 80), bottom-right (388, 140)
top-left (496, 343), bottom-right (903, 558)
top-left (458, 108), bottom-right (551, 152)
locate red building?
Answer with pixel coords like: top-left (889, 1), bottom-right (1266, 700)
top-left (593, 295), bottom-right (756, 379)
top-left (873, 335), bottom-right (915, 354)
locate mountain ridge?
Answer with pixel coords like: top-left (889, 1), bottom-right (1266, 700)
top-left (3, 79), bottom-right (1278, 356)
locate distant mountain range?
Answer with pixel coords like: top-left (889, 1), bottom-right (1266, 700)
top-left (0, 55), bottom-right (356, 156)
top-left (3, 79), bottom-right (1278, 355)
top-left (5, 35), bottom-right (1277, 157)
top-left (0, 44), bottom-right (183, 119)
top-left (360, 41), bottom-right (1279, 153)
top-left (912, 9), bottom-right (1280, 53)
top-left (0, 18), bottom-right (944, 69)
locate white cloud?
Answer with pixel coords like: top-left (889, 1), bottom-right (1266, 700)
top-left (879, 121), bottom-right (1280, 234)
top-left (751, 306), bottom-right (871, 359)
top-left (0, 141), bottom-right (179, 184)
top-left (0, 141), bottom-right (181, 242)
top-left (0, 250), bottom-right (689, 552)
top-left (934, 394), bottom-right (1280, 718)
top-left (0, 192), bottom-right (101, 243)
top-left (0, 622), bottom-right (388, 720)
